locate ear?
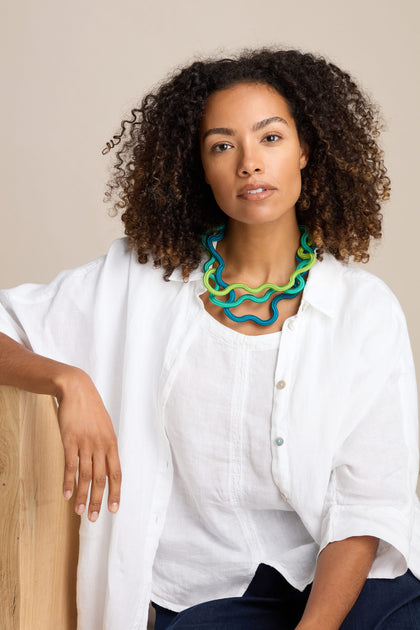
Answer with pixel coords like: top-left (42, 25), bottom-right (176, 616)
top-left (299, 141), bottom-right (309, 170)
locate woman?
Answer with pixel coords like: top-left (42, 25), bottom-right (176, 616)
top-left (0, 48), bottom-right (419, 629)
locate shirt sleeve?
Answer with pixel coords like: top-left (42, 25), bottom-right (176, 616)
top-left (0, 261), bottom-right (100, 363)
top-left (0, 238), bottom-right (131, 370)
top-left (320, 295), bottom-right (419, 578)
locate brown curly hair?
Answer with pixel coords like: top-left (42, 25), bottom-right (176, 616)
top-left (103, 47), bottom-right (390, 280)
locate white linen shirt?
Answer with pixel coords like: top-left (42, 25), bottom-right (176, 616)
top-left (0, 237), bottom-right (419, 630)
top-left (152, 317), bottom-right (318, 611)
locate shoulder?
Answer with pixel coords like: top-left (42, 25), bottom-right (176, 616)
top-left (303, 255), bottom-right (417, 401)
top-left (340, 258), bottom-right (406, 327)
top-left (306, 253), bottom-right (410, 361)
top-left (315, 253), bottom-right (406, 322)
top-left (1, 238), bottom-right (169, 304)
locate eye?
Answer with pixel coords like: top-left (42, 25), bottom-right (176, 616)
top-left (263, 133), bottom-right (282, 143)
top-left (211, 142), bottom-right (232, 153)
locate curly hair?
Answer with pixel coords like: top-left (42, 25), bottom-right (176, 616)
top-left (103, 48), bottom-right (390, 280)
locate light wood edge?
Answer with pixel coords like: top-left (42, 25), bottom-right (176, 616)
top-left (0, 386), bottom-right (79, 630)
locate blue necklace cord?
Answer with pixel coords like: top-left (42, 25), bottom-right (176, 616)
top-left (201, 225), bottom-right (316, 326)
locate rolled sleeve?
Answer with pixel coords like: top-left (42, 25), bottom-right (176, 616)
top-left (0, 240), bottom-right (132, 367)
top-left (0, 289), bottom-right (30, 345)
top-left (320, 307), bottom-right (419, 579)
top-left (0, 263), bottom-right (101, 362)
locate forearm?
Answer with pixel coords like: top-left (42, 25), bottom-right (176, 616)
top-left (296, 536), bottom-right (379, 630)
top-left (0, 331), bottom-right (81, 399)
top-left (0, 332), bottom-right (121, 520)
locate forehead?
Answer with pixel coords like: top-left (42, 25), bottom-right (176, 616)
top-left (201, 82), bottom-right (294, 130)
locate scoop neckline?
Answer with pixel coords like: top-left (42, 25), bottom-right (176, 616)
top-left (195, 292), bottom-right (282, 350)
top-left (195, 237), bottom-right (287, 347)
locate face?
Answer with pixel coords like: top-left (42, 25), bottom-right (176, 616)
top-left (200, 82), bottom-right (308, 227)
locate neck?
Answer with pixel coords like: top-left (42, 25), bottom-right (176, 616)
top-left (217, 215), bottom-right (302, 285)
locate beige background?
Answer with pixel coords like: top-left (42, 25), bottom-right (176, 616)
top-left (1, 0), bottom-right (419, 388)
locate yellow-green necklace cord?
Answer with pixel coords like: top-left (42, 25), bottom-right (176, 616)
top-left (201, 225), bottom-right (316, 326)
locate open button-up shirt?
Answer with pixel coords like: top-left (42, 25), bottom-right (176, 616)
top-left (1, 238), bottom-right (419, 630)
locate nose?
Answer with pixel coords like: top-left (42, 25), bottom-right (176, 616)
top-left (237, 145), bottom-right (264, 176)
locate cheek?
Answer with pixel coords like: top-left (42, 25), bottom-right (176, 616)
top-left (275, 155), bottom-right (303, 198)
top-left (204, 165), bottom-right (230, 198)
top-left (202, 158), bottom-right (218, 188)
top-left (278, 147), bottom-right (303, 170)
top-left (277, 154), bottom-right (304, 184)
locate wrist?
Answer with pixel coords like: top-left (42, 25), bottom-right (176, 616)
top-left (53, 365), bottom-right (89, 402)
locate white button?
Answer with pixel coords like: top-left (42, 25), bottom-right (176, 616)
top-left (288, 320), bottom-right (295, 331)
top-left (280, 492), bottom-right (288, 501)
top-left (301, 302), bottom-right (307, 311)
top-left (274, 437), bottom-right (284, 446)
top-left (276, 380), bottom-right (286, 390)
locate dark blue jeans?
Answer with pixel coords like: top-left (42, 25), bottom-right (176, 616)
top-left (152, 563), bottom-right (420, 629)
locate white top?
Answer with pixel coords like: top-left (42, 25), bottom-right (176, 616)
top-left (152, 315), bottom-right (317, 610)
top-left (0, 238), bottom-right (419, 630)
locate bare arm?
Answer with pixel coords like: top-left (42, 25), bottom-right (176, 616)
top-left (296, 536), bottom-right (379, 630)
top-left (0, 331), bottom-right (121, 522)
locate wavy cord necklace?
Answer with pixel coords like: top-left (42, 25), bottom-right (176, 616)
top-left (201, 225), bottom-right (316, 326)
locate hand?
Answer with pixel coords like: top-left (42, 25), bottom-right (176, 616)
top-left (56, 367), bottom-right (122, 522)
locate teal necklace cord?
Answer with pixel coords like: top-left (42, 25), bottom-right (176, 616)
top-left (201, 225), bottom-right (316, 326)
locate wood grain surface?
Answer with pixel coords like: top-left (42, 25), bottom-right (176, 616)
top-left (0, 386), bottom-right (418, 630)
top-left (0, 386), bottom-right (79, 630)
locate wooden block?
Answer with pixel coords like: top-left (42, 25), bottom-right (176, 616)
top-left (0, 386), bottom-right (79, 630)
top-left (0, 385), bottom-right (418, 630)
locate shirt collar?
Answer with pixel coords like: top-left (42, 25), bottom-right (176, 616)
top-left (169, 251), bottom-right (343, 318)
top-left (300, 253), bottom-right (342, 318)
top-left (168, 260), bottom-right (205, 283)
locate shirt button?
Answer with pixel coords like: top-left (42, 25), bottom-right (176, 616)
top-left (280, 492), bottom-right (289, 501)
top-left (288, 320), bottom-right (295, 331)
top-left (274, 437), bottom-right (284, 446)
top-left (276, 380), bottom-right (286, 390)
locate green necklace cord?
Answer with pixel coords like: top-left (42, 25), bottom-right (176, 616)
top-left (201, 225), bottom-right (316, 326)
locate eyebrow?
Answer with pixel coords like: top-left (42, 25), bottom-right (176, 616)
top-left (202, 116), bottom-right (289, 141)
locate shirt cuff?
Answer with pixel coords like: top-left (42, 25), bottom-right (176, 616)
top-left (320, 504), bottom-right (410, 578)
top-left (0, 311), bottom-right (26, 345)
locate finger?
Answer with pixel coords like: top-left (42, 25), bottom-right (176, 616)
top-left (62, 441), bottom-right (78, 500)
top-left (106, 447), bottom-right (122, 513)
top-left (75, 454), bottom-right (92, 516)
top-left (88, 454), bottom-right (107, 522)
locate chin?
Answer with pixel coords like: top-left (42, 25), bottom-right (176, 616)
top-left (228, 211), bottom-right (293, 226)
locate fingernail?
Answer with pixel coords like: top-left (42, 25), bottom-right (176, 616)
top-left (64, 490), bottom-right (72, 500)
top-left (76, 504), bottom-right (85, 515)
top-left (90, 511), bottom-right (99, 522)
top-left (110, 502), bottom-right (119, 513)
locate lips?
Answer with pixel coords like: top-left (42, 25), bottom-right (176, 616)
top-left (237, 182), bottom-right (276, 201)
top-left (237, 182), bottom-right (275, 196)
